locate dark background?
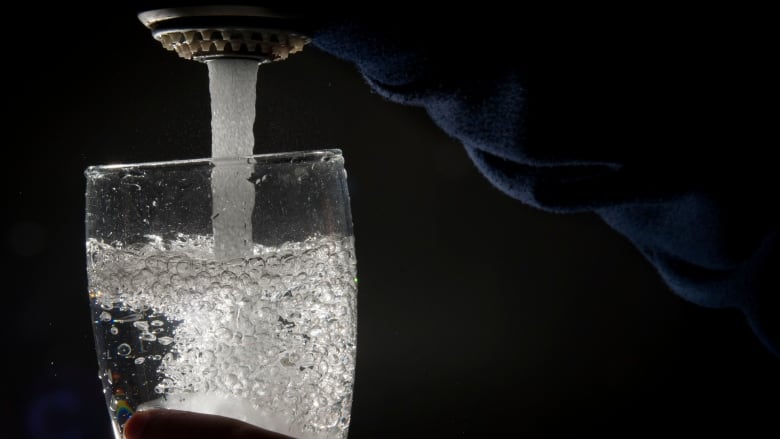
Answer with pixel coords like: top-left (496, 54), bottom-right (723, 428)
top-left (4, 4), bottom-right (778, 438)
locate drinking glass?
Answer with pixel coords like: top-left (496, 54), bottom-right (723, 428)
top-left (84, 150), bottom-right (357, 439)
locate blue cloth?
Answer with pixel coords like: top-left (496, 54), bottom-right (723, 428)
top-left (311, 11), bottom-right (778, 356)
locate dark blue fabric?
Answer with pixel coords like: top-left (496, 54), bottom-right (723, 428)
top-left (311, 11), bottom-right (778, 356)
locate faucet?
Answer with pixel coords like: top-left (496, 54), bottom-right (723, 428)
top-left (137, 5), bottom-right (312, 64)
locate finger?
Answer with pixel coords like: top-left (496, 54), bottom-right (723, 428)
top-left (123, 409), bottom-right (296, 439)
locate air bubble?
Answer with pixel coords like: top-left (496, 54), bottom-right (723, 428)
top-left (158, 336), bottom-right (174, 346)
top-left (117, 343), bottom-right (132, 356)
top-left (87, 234), bottom-right (357, 435)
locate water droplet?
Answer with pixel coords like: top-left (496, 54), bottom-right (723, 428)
top-left (151, 320), bottom-right (164, 327)
top-left (99, 311), bottom-right (112, 322)
top-left (141, 332), bottom-right (157, 342)
top-left (117, 343), bottom-right (132, 356)
top-left (134, 357), bottom-right (146, 365)
top-left (133, 321), bottom-right (149, 331)
top-left (110, 326), bottom-right (119, 335)
top-left (158, 336), bottom-right (174, 346)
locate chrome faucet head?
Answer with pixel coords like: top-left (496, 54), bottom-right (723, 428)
top-left (138, 5), bottom-right (311, 64)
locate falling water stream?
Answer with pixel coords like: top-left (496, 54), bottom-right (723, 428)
top-left (207, 58), bottom-right (259, 259)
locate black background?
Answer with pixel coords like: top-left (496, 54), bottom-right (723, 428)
top-left (4, 4), bottom-right (778, 438)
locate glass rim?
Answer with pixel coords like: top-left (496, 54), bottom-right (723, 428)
top-left (84, 149), bottom-right (343, 175)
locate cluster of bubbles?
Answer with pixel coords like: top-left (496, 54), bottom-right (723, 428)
top-left (87, 234), bottom-right (357, 438)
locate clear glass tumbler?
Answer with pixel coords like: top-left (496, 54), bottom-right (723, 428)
top-left (84, 150), bottom-right (357, 439)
